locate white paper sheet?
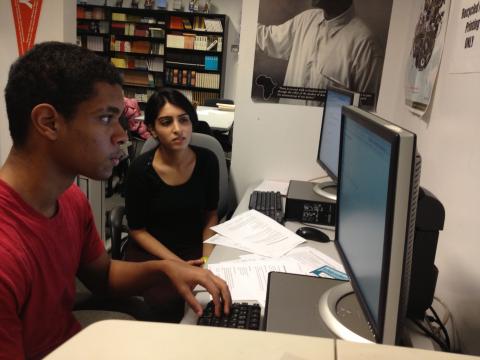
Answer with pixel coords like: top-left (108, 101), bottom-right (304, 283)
top-left (209, 210), bottom-right (305, 257)
top-left (207, 258), bottom-right (304, 305)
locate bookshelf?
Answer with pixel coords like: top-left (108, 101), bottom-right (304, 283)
top-left (76, 3), bottom-right (228, 106)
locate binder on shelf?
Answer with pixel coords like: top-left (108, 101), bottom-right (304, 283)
top-left (204, 56), bottom-right (218, 71)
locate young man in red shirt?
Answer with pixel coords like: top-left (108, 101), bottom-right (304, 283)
top-left (0, 42), bottom-right (231, 359)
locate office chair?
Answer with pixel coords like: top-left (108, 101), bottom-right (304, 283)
top-left (203, 98), bottom-right (234, 107)
top-left (108, 132), bottom-right (231, 260)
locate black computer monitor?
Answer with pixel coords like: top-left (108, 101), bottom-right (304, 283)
top-left (319, 106), bottom-right (422, 345)
top-left (314, 86), bottom-right (359, 201)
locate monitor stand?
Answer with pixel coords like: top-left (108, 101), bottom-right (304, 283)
top-left (318, 282), bottom-right (375, 343)
top-left (313, 180), bottom-right (337, 201)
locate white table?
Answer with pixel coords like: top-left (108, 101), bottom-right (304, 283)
top-left (45, 320), bottom-right (478, 360)
top-left (135, 105), bottom-right (234, 132)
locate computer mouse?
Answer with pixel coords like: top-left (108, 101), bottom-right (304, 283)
top-left (295, 226), bottom-right (331, 243)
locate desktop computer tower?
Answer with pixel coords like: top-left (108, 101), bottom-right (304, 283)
top-left (285, 180), bottom-right (336, 226)
top-left (407, 188), bottom-right (444, 319)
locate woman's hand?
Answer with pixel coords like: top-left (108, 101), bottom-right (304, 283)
top-left (187, 257), bottom-right (206, 267)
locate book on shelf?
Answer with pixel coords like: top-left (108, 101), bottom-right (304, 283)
top-left (182, 18), bottom-right (192, 30)
top-left (183, 70), bottom-right (189, 85)
top-left (206, 39), bottom-right (217, 51)
top-left (193, 16), bottom-right (206, 31)
top-left (112, 13), bottom-right (127, 21)
top-left (203, 18), bottom-right (223, 32)
top-left (183, 33), bottom-right (195, 50)
top-left (170, 16), bottom-right (184, 30)
top-left (131, 40), bottom-right (150, 53)
top-left (149, 27), bottom-right (165, 39)
top-left (147, 58), bottom-right (164, 72)
top-left (150, 42), bottom-right (164, 55)
top-left (166, 34), bottom-right (185, 49)
top-left (111, 57), bottom-right (128, 68)
top-left (123, 71), bottom-right (151, 87)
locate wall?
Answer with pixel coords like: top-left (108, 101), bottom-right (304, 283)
top-left (0, 0), bottom-right (76, 164)
top-left (231, 0), bottom-right (480, 355)
top-left (377, 0), bottom-right (480, 355)
top-left (209, 1), bottom-right (242, 100)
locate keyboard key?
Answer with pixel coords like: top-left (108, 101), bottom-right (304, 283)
top-left (197, 301), bottom-right (262, 331)
top-left (248, 191), bottom-right (284, 223)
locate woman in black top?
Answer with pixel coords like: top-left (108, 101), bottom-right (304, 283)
top-left (125, 89), bottom-right (219, 321)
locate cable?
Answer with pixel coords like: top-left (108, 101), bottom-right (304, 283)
top-left (433, 296), bottom-right (451, 325)
top-left (429, 305), bottom-right (451, 352)
top-left (411, 318), bottom-right (449, 352)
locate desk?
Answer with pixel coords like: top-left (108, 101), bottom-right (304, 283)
top-left (134, 106), bottom-right (234, 132)
top-left (45, 320), bottom-right (478, 359)
top-left (180, 184), bottom-right (339, 325)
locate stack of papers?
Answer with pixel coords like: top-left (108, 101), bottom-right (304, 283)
top-left (204, 210), bottom-right (348, 305)
top-left (207, 210), bottom-right (305, 258)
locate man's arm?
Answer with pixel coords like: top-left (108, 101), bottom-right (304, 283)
top-left (256, 18), bottom-right (296, 60)
top-left (77, 251), bottom-right (231, 316)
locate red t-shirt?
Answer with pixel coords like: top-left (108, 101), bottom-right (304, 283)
top-left (0, 180), bottom-right (105, 359)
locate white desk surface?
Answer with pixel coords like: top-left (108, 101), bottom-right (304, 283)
top-left (134, 105), bottom-right (234, 132)
top-left (45, 320), bottom-right (478, 360)
top-left (196, 105), bottom-right (235, 131)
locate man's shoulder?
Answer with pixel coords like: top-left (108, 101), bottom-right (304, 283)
top-left (348, 16), bottom-right (377, 41)
top-left (296, 8), bottom-right (324, 22)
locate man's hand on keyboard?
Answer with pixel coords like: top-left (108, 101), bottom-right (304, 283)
top-left (162, 260), bottom-right (231, 317)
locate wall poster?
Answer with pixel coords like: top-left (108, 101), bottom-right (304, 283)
top-left (449, 0), bottom-right (480, 73)
top-left (405, 0), bottom-right (451, 116)
top-left (251, 0), bottom-right (393, 108)
top-left (10, 0), bottom-right (43, 56)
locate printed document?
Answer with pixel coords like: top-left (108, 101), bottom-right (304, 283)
top-left (209, 210), bottom-right (305, 257)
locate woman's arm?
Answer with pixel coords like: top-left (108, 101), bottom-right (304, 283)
top-left (202, 209), bottom-right (218, 257)
top-left (129, 228), bottom-right (183, 262)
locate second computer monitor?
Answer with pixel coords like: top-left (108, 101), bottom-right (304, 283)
top-left (315, 86), bottom-right (359, 200)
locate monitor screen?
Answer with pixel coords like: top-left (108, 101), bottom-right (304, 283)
top-left (334, 106), bottom-right (420, 345)
top-left (317, 87), bottom-right (359, 181)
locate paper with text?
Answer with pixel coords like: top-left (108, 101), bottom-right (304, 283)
top-left (209, 210), bottom-right (305, 257)
top-left (207, 258), bottom-right (303, 305)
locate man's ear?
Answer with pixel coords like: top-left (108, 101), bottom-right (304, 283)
top-left (30, 104), bottom-right (62, 141)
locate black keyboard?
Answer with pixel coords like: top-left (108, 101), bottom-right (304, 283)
top-left (197, 301), bottom-right (262, 330)
top-left (248, 191), bottom-right (284, 223)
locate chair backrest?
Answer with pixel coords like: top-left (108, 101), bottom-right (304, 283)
top-left (203, 98), bottom-right (234, 107)
top-left (141, 133), bottom-right (230, 220)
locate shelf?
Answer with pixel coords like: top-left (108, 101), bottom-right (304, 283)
top-left (111, 20), bottom-right (165, 27)
top-left (165, 47), bottom-right (221, 55)
top-left (122, 83), bottom-right (157, 89)
top-left (77, 17), bottom-right (108, 22)
top-left (77, 5), bottom-right (226, 105)
top-left (110, 50), bottom-right (164, 57)
top-left (165, 62), bottom-right (219, 73)
top-left (77, 31), bottom-right (109, 36)
top-left (168, 84), bottom-right (220, 92)
top-left (112, 34), bottom-right (165, 42)
top-left (168, 29), bottom-right (223, 36)
top-left (117, 67), bottom-right (163, 74)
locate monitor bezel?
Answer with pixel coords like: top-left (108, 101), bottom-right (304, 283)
top-left (334, 105), bottom-right (417, 345)
top-left (316, 85), bottom-right (359, 181)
